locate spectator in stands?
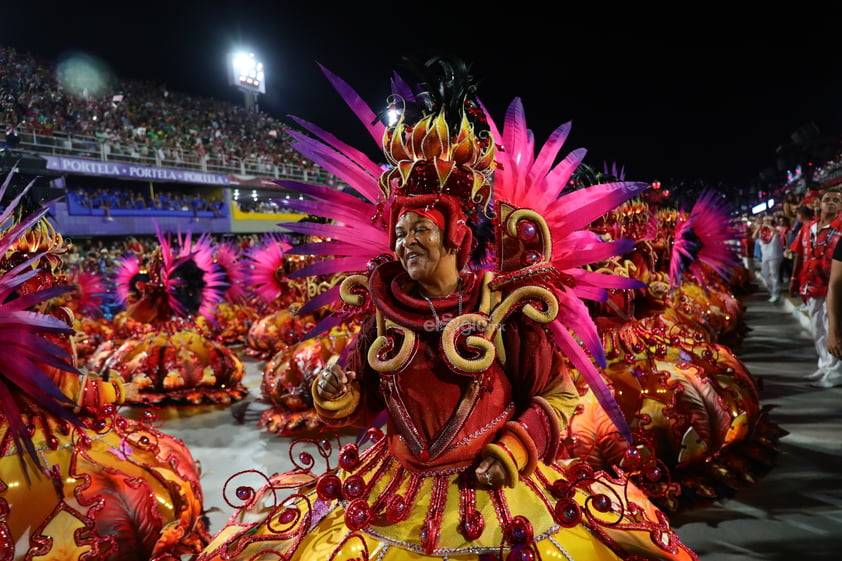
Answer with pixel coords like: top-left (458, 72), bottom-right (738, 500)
top-left (790, 188), bottom-right (842, 388)
top-left (125, 236), bottom-right (144, 254)
top-left (0, 44), bottom-right (316, 183)
top-left (191, 193), bottom-right (203, 219)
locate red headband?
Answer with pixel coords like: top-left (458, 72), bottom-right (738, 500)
top-left (397, 206), bottom-right (446, 231)
top-left (389, 194), bottom-right (473, 270)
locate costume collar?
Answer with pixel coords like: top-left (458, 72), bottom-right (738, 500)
top-left (369, 261), bottom-right (481, 331)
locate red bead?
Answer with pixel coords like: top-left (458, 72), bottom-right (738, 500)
top-left (523, 250), bottom-right (543, 265)
top-left (555, 498), bottom-right (581, 527)
top-left (386, 495), bottom-right (408, 523)
top-left (316, 474), bottom-right (342, 501)
top-left (343, 475), bottom-right (365, 499)
top-left (344, 498), bottom-right (371, 531)
top-left (235, 486), bottom-right (253, 501)
top-left (591, 494), bottom-right (611, 512)
top-left (279, 507), bottom-right (298, 525)
top-left (338, 444), bottom-right (360, 469)
top-left (644, 465), bottom-right (663, 482)
top-left (461, 509), bottom-right (484, 540)
top-left (516, 220), bottom-right (537, 241)
top-left (506, 516), bottom-right (533, 544)
top-left (419, 449), bottom-right (430, 460)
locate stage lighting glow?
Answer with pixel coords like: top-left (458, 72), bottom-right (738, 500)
top-left (228, 51), bottom-right (265, 95)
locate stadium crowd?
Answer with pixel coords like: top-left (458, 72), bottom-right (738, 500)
top-left (1, 45), bottom-right (315, 176)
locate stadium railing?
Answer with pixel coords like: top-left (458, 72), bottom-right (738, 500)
top-left (0, 125), bottom-right (319, 183)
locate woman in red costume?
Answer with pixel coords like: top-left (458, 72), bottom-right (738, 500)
top-left (197, 56), bottom-right (697, 561)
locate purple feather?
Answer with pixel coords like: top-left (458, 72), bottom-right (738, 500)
top-left (316, 62), bottom-right (385, 146)
top-left (528, 121), bottom-right (573, 190)
top-left (282, 222), bottom-right (389, 247)
top-left (297, 284), bottom-right (341, 315)
top-left (302, 313), bottom-right (344, 340)
top-left (288, 241), bottom-right (384, 259)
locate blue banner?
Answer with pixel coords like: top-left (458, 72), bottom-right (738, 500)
top-left (42, 156), bottom-right (230, 186)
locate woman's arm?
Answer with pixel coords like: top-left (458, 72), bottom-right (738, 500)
top-left (827, 247), bottom-right (842, 358)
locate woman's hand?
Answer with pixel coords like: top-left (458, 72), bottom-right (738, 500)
top-left (475, 456), bottom-right (507, 489)
top-left (316, 360), bottom-right (355, 400)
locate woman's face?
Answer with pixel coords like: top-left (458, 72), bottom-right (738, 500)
top-left (394, 211), bottom-right (452, 282)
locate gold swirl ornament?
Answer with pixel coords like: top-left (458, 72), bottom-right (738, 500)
top-left (440, 283), bottom-right (559, 375)
top-left (340, 273), bottom-right (418, 374)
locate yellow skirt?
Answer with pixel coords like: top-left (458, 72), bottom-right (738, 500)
top-left (198, 435), bottom-right (696, 560)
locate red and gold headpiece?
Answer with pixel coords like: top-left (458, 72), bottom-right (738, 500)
top-left (378, 56), bottom-right (497, 271)
top-left (379, 105), bottom-right (496, 212)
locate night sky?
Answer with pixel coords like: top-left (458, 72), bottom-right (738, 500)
top-left (4, 3), bottom-right (841, 191)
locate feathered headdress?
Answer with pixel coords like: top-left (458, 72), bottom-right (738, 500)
top-left (243, 232), bottom-right (294, 307)
top-left (377, 56), bottom-right (496, 216)
top-left (669, 188), bottom-right (742, 294)
top-left (213, 237), bottom-right (249, 304)
top-left (113, 224), bottom-right (228, 322)
top-left (66, 267), bottom-right (109, 317)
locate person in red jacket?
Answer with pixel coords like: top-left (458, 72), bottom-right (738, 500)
top-left (790, 187), bottom-right (842, 387)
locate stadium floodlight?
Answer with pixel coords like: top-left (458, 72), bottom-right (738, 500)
top-left (227, 50), bottom-right (265, 112)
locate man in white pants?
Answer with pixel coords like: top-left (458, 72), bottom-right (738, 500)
top-left (753, 214), bottom-right (784, 303)
top-left (790, 188), bottom-right (842, 388)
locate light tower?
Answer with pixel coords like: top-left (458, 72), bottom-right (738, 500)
top-left (227, 51), bottom-right (265, 113)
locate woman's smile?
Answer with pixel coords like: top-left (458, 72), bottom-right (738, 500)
top-left (404, 250), bottom-right (424, 266)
